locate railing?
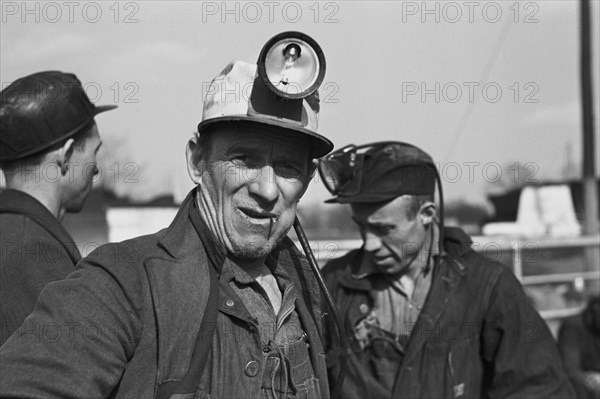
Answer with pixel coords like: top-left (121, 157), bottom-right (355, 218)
top-left (296, 234), bottom-right (600, 321)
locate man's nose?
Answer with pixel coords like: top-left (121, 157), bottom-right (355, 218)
top-left (363, 231), bottom-right (382, 252)
top-left (247, 165), bottom-right (279, 204)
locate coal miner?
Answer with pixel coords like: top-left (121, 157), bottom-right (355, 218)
top-left (1, 32), bottom-right (335, 398)
top-left (319, 141), bottom-right (575, 398)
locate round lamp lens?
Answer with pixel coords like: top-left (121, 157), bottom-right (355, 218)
top-left (257, 32), bottom-right (326, 99)
top-left (264, 39), bottom-right (319, 97)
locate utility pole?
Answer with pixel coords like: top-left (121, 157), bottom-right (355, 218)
top-left (580, 0), bottom-right (599, 234)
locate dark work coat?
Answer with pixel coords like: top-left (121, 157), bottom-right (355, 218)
top-left (0, 189), bottom-right (81, 345)
top-left (0, 190), bottom-right (329, 398)
top-left (557, 311), bottom-right (600, 399)
top-left (323, 227), bottom-right (576, 399)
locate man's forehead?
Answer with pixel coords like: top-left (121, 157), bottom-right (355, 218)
top-left (208, 125), bottom-right (311, 153)
top-left (352, 196), bottom-right (412, 220)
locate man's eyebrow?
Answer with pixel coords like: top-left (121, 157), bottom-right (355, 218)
top-left (225, 142), bottom-right (262, 154)
top-left (352, 216), bottom-right (393, 228)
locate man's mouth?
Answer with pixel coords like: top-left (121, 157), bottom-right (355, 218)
top-left (372, 254), bottom-right (394, 265)
top-left (238, 208), bottom-right (279, 224)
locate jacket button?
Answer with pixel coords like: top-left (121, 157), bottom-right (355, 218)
top-left (225, 299), bottom-right (235, 307)
top-left (245, 360), bottom-right (260, 377)
top-left (359, 303), bottom-right (369, 314)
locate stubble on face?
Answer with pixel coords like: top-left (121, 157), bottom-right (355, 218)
top-left (352, 195), bottom-right (429, 277)
top-left (196, 126), bottom-right (311, 261)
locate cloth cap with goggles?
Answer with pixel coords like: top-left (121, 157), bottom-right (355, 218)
top-left (319, 141), bottom-right (438, 203)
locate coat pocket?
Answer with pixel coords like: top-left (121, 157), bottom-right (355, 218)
top-left (446, 337), bottom-right (482, 398)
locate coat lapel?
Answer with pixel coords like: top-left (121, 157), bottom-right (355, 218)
top-left (143, 192), bottom-right (210, 384)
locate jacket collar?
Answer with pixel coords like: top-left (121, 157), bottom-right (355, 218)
top-left (442, 226), bottom-right (472, 261)
top-left (156, 189), bottom-right (206, 261)
top-left (0, 189), bottom-right (81, 263)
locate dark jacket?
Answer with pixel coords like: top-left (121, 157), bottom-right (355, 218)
top-left (0, 189), bottom-right (81, 345)
top-left (557, 307), bottom-right (600, 399)
top-left (0, 191), bottom-right (329, 399)
top-left (322, 227), bottom-right (575, 399)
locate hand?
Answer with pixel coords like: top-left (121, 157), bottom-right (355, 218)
top-left (583, 371), bottom-right (600, 394)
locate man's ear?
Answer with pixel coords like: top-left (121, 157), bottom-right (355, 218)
top-left (186, 136), bottom-right (204, 184)
top-left (58, 138), bottom-right (75, 176)
top-left (418, 202), bottom-right (437, 226)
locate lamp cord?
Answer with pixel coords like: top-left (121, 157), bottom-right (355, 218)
top-left (293, 217), bottom-right (347, 399)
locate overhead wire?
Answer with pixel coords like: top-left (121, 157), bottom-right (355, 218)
top-left (443, 16), bottom-right (515, 162)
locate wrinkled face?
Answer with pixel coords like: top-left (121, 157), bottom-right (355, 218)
top-left (63, 124), bottom-right (102, 213)
top-left (194, 126), bottom-right (313, 260)
top-left (351, 195), bottom-right (429, 276)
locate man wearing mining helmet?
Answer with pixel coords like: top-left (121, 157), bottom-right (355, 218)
top-left (319, 141), bottom-right (575, 398)
top-left (0, 32), bottom-right (337, 398)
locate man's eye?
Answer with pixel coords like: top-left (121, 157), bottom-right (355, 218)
top-left (231, 155), bottom-right (252, 166)
top-left (375, 226), bottom-right (393, 235)
top-left (274, 161), bottom-right (303, 178)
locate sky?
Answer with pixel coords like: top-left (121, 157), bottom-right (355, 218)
top-left (1, 0), bottom-right (599, 208)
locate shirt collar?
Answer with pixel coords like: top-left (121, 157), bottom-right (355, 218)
top-left (221, 258), bottom-right (254, 284)
top-left (221, 251), bottom-right (290, 285)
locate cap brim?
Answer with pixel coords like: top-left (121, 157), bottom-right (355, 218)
top-left (0, 105), bottom-right (118, 162)
top-left (325, 193), bottom-right (399, 204)
top-left (198, 115), bottom-right (333, 158)
top-left (94, 104), bottom-right (118, 115)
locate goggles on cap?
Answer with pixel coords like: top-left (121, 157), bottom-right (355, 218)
top-left (318, 141), bottom-right (433, 197)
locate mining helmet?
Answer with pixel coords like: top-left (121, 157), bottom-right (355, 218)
top-left (197, 31), bottom-right (333, 158)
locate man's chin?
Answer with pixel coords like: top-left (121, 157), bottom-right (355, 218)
top-left (229, 237), bottom-right (279, 260)
top-left (374, 259), bottom-right (406, 275)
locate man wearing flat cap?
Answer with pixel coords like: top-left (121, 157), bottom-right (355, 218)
top-left (0, 71), bottom-right (115, 345)
top-left (1, 32), bottom-right (334, 399)
top-left (320, 141), bottom-right (575, 398)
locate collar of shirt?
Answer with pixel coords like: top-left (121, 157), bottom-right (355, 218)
top-left (221, 255), bottom-right (295, 307)
top-left (221, 251), bottom-right (298, 335)
top-left (221, 257), bottom-right (256, 284)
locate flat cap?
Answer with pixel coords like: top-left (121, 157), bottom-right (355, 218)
top-left (0, 71), bottom-right (116, 162)
top-left (326, 142), bottom-right (438, 203)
